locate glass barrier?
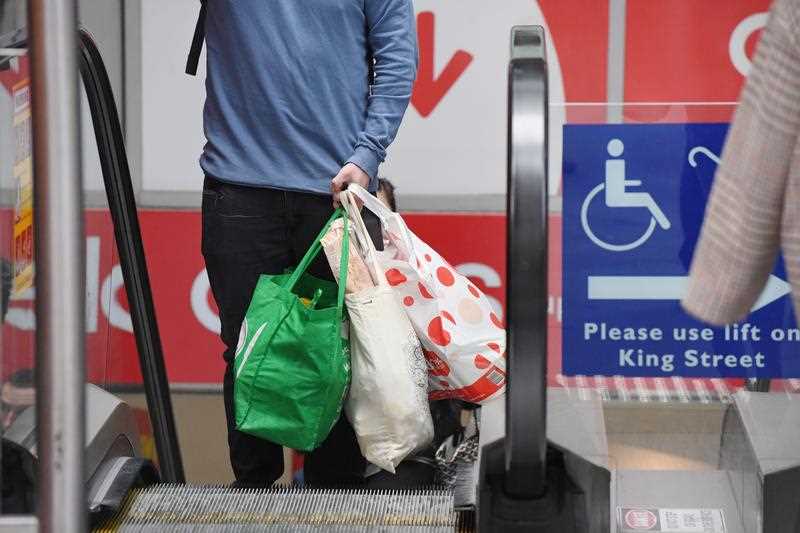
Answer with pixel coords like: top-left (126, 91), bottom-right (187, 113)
top-left (553, 102), bottom-right (800, 530)
top-left (80, 74), bottom-right (156, 468)
top-left (552, 102), bottom-right (798, 398)
top-left (0, 42), bottom-right (34, 516)
top-left (0, 19), bottom-right (157, 517)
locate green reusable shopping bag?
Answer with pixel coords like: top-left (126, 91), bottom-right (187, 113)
top-left (233, 209), bottom-right (351, 452)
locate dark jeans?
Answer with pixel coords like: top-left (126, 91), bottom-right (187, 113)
top-left (201, 176), bottom-right (381, 488)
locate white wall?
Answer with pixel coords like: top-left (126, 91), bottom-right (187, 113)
top-left (139, 0), bottom-right (207, 194)
top-left (80, 0), bottom-right (124, 195)
top-left (384, 0), bottom-right (564, 198)
top-left (131, 1), bottom-right (564, 207)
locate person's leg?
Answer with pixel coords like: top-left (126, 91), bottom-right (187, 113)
top-left (201, 176), bottom-right (293, 487)
top-left (286, 191), bottom-right (383, 487)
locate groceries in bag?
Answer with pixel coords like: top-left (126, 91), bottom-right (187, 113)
top-left (233, 210), bottom-right (351, 452)
top-left (321, 218), bottom-right (375, 294)
top-left (324, 191), bottom-right (433, 473)
top-left (346, 184), bottom-right (506, 404)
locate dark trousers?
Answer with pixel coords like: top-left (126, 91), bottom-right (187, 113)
top-left (201, 176), bottom-right (381, 488)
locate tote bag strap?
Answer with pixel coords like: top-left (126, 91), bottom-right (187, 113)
top-left (285, 209), bottom-right (350, 318)
top-left (340, 190), bottom-right (387, 288)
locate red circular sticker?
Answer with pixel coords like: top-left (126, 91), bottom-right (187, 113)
top-left (427, 316), bottom-right (452, 347)
top-left (436, 267), bottom-right (455, 287)
top-left (418, 282), bottom-right (434, 299)
top-left (490, 312), bottom-right (504, 328)
top-left (474, 354), bottom-right (491, 369)
top-left (624, 510), bottom-right (657, 530)
top-left (385, 268), bottom-right (407, 286)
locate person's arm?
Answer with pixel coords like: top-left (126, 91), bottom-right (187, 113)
top-left (331, 0), bottom-right (417, 205)
top-left (682, 0), bottom-right (800, 325)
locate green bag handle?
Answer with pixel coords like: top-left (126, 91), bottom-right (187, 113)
top-left (285, 208), bottom-right (349, 319)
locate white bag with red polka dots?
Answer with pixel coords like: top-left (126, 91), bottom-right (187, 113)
top-left (347, 185), bottom-right (506, 404)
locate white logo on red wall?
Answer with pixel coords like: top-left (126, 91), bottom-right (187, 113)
top-left (729, 12), bottom-right (766, 77)
top-left (1, 212), bottom-right (513, 384)
top-left (624, 0), bottom-right (771, 111)
top-left (192, 269), bottom-right (221, 334)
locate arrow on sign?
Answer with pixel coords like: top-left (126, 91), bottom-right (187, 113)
top-left (411, 11), bottom-right (473, 118)
top-left (587, 274), bottom-right (791, 312)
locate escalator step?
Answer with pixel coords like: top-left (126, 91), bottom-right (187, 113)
top-left (94, 483), bottom-right (468, 532)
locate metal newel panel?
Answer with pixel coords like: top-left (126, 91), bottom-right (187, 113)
top-left (505, 25), bottom-right (548, 499)
top-left (28, 0), bottom-right (86, 531)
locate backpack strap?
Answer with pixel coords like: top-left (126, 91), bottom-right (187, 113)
top-left (186, 0), bottom-right (375, 83)
top-left (366, 16), bottom-right (375, 87)
top-left (367, 50), bottom-right (375, 87)
top-left (186, 0), bottom-right (207, 76)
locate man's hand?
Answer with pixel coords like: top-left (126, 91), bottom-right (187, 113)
top-left (331, 163), bottom-right (370, 208)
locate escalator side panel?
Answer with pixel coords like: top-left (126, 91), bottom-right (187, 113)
top-left (77, 30), bottom-right (184, 483)
top-left (720, 392), bottom-right (800, 532)
top-left (504, 25), bottom-right (549, 500)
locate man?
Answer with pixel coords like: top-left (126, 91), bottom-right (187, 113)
top-left (198, 1), bottom-right (418, 488)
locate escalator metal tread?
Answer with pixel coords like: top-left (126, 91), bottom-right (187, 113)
top-left (95, 484), bottom-right (474, 532)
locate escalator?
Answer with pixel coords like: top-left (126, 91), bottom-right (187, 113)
top-left (3, 18), bottom-right (608, 529)
top-left (77, 25), bottom-right (461, 529)
top-left (6, 22), bottom-right (546, 532)
top-left (6, 7), bottom-right (800, 532)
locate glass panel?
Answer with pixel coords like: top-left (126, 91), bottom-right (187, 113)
top-left (554, 102), bottom-right (794, 395)
top-left (77, 54), bottom-right (157, 471)
top-left (83, 77), bottom-right (114, 389)
top-left (555, 102), bottom-right (800, 530)
top-left (0, 14), bottom-right (156, 516)
top-left (0, 18), bottom-right (34, 514)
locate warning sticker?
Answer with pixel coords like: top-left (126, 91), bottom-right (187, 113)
top-left (618, 508), bottom-right (725, 533)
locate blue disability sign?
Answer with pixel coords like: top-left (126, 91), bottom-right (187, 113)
top-left (563, 123), bottom-right (799, 378)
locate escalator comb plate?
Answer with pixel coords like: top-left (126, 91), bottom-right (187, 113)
top-left (95, 483), bottom-right (465, 532)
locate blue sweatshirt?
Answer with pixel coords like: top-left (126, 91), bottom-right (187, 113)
top-left (200, 0), bottom-right (418, 194)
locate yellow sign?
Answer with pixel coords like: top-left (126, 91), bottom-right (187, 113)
top-left (11, 79), bottom-right (33, 294)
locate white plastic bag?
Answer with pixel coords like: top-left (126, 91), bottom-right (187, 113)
top-left (346, 184), bottom-right (506, 404)
top-left (338, 191), bottom-right (434, 473)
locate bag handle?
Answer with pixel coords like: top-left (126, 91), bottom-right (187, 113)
top-left (336, 215), bottom-right (350, 316)
top-left (285, 209), bottom-right (350, 316)
top-left (344, 183), bottom-right (393, 225)
top-left (346, 184), bottom-right (419, 262)
top-left (340, 190), bottom-right (386, 288)
top-left (346, 183), bottom-right (438, 290)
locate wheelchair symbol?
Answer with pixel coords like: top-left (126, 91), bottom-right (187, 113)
top-left (581, 139), bottom-right (671, 252)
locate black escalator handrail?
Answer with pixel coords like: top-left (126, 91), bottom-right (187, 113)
top-left (78, 29), bottom-right (185, 483)
top-left (504, 26), bottom-right (548, 499)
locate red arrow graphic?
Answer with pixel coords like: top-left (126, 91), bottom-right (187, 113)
top-left (411, 12), bottom-right (473, 118)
